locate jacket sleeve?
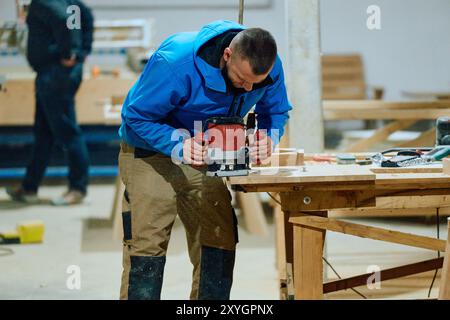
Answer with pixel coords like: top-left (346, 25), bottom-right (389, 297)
top-left (33, 0), bottom-right (73, 60)
top-left (122, 53), bottom-right (188, 157)
top-left (254, 57), bottom-right (292, 147)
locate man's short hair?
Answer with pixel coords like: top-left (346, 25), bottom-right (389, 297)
top-left (231, 28), bottom-right (277, 75)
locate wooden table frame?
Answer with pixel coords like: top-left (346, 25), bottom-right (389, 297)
top-left (231, 167), bottom-right (450, 300)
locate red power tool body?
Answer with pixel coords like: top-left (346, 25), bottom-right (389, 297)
top-left (204, 114), bottom-right (255, 177)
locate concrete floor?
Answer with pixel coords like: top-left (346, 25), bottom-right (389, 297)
top-left (0, 182), bottom-right (447, 300)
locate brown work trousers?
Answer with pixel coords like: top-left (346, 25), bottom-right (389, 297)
top-left (118, 142), bottom-right (238, 299)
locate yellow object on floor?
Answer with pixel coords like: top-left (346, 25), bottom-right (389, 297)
top-left (0, 220), bottom-right (45, 244)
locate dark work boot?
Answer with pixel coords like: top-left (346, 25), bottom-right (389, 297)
top-left (198, 246), bottom-right (236, 300)
top-left (128, 256), bottom-right (166, 300)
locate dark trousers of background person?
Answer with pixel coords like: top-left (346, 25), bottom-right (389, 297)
top-left (22, 63), bottom-right (89, 194)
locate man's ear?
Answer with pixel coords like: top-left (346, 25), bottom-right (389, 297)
top-left (223, 47), bottom-right (232, 62)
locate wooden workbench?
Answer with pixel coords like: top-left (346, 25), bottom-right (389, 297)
top-left (229, 164), bottom-right (450, 300)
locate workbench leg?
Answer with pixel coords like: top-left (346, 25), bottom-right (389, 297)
top-left (279, 207), bottom-right (294, 299)
top-left (439, 218), bottom-right (450, 300)
top-left (274, 202), bottom-right (287, 298)
top-left (293, 212), bottom-right (326, 300)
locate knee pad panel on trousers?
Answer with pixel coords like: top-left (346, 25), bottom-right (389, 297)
top-left (198, 246), bottom-right (235, 300)
top-left (128, 255), bottom-right (166, 300)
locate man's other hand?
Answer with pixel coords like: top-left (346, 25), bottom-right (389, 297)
top-left (182, 136), bottom-right (207, 166)
top-left (249, 130), bottom-right (272, 164)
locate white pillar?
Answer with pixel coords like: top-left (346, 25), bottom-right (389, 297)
top-left (285, 0), bottom-right (323, 152)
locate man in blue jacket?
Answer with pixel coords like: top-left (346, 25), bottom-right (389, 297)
top-left (7, 0), bottom-right (94, 206)
top-left (119, 20), bottom-right (292, 300)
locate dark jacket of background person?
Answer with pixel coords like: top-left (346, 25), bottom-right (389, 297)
top-left (26, 0), bottom-right (94, 72)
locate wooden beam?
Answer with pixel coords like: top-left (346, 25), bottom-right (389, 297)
top-left (345, 120), bottom-right (417, 152)
top-left (324, 100), bottom-right (450, 110)
top-left (290, 215), bottom-right (447, 252)
top-left (274, 201), bottom-right (287, 281)
top-left (444, 158), bottom-right (450, 175)
top-left (376, 195), bottom-right (450, 209)
top-left (328, 207), bottom-right (439, 218)
top-left (324, 257), bottom-right (444, 294)
top-left (439, 218), bottom-right (450, 300)
top-left (281, 190), bottom-right (376, 212)
top-left (322, 100), bottom-right (450, 121)
top-left (293, 223), bottom-right (324, 299)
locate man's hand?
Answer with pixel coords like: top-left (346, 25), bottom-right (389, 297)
top-left (182, 136), bottom-right (207, 166)
top-left (61, 54), bottom-right (77, 67)
top-left (249, 130), bottom-right (273, 164)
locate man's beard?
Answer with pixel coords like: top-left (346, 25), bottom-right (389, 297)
top-left (221, 62), bottom-right (247, 95)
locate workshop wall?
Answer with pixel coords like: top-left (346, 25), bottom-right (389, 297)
top-left (1, 0), bottom-right (449, 100)
top-left (320, 0), bottom-right (450, 100)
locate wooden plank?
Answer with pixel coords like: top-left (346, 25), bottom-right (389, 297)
top-left (376, 195), bottom-right (450, 209)
top-left (402, 91), bottom-right (450, 100)
top-left (375, 173), bottom-right (450, 186)
top-left (256, 149), bottom-right (304, 167)
top-left (282, 200), bottom-right (294, 269)
top-left (325, 108), bottom-right (450, 121)
top-left (286, 263), bottom-right (295, 300)
top-left (322, 66), bottom-right (363, 76)
top-left (328, 207), bottom-right (439, 218)
top-left (324, 100), bottom-right (450, 110)
top-left (0, 77), bottom-right (136, 126)
top-left (324, 257), bottom-right (444, 294)
top-left (230, 165), bottom-right (375, 186)
top-left (439, 218), bottom-right (450, 300)
top-left (236, 193), bottom-right (268, 236)
top-left (289, 215), bottom-right (447, 252)
top-left (274, 201), bottom-right (287, 281)
top-left (323, 100), bottom-right (450, 121)
top-left (293, 222), bottom-right (324, 299)
top-left (371, 165), bottom-right (443, 174)
top-left (281, 190), bottom-right (375, 212)
top-left (443, 158), bottom-right (450, 175)
top-left (345, 120), bottom-right (417, 152)
top-left (322, 93), bottom-right (366, 100)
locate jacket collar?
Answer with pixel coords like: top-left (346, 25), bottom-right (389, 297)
top-left (194, 20), bottom-right (244, 93)
top-left (193, 20), bottom-right (276, 93)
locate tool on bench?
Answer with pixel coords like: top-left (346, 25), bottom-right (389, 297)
top-left (336, 154), bottom-right (356, 165)
top-left (0, 220), bottom-right (45, 245)
top-left (372, 117), bottom-right (450, 167)
top-left (372, 146), bottom-right (450, 167)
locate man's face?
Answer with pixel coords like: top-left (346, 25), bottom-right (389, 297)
top-left (222, 47), bottom-right (270, 92)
